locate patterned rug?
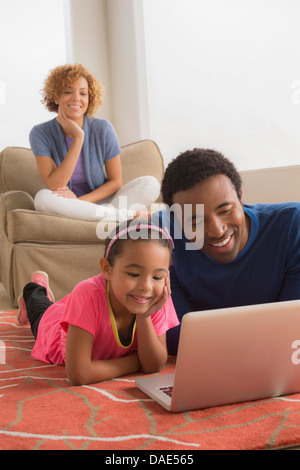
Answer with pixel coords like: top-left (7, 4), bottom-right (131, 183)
top-left (1, 309), bottom-right (300, 451)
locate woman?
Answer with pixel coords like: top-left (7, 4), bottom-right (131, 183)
top-left (30, 64), bottom-right (160, 221)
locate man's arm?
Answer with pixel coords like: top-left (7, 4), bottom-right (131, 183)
top-left (279, 208), bottom-right (300, 301)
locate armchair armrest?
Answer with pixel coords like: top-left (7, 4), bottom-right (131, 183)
top-left (0, 191), bottom-right (34, 237)
top-left (1, 190), bottom-right (34, 211)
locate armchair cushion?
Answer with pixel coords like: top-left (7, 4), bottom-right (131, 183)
top-left (6, 210), bottom-right (100, 244)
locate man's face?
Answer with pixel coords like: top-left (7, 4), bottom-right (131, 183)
top-left (172, 174), bottom-right (250, 263)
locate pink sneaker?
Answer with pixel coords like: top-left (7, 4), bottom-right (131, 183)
top-left (17, 296), bottom-right (29, 325)
top-left (31, 271), bottom-right (55, 303)
top-left (17, 271), bottom-right (55, 325)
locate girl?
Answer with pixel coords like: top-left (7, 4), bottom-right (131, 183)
top-left (30, 63), bottom-right (160, 222)
top-left (18, 221), bottom-right (179, 385)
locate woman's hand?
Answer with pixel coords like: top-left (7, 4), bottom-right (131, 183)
top-left (56, 106), bottom-right (85, 140)
top-left (53, 186), bottom-right (77, 199)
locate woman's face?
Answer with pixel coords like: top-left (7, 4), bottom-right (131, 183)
top-left (55, 76), bottom-right (89, 125)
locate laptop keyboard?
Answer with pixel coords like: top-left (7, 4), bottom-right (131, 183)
top-left (159, 386), bottom-right (173, 397)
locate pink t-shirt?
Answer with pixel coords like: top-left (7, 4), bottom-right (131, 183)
top-left (31, 274), bottom-right (179, 365)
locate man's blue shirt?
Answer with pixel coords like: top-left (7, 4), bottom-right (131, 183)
top-left (153, 202), bottom-right (300, 354)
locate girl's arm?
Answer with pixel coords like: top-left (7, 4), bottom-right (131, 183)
top-left (78, 155), bottom-right (122, 203)
top-left (135, 316), bottom-right (168, 373)
top-left (135, 276), bottom-right (171, 373)
top-left (65, 324), bottom-right (141, 386)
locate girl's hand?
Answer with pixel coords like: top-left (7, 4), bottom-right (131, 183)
top-left (53, 186), bottom-right (77, 199)
top-left (56, 106), bottom-right (84, 140)
top-left (143, 275), bottom-right (171, 318)
top-left (135, 276), bottom-right (170, 372)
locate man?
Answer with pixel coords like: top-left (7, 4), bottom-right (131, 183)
top-left (152, 148), bottom-right (300, 355)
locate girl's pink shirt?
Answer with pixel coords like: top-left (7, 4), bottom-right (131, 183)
top-left (31, 273), bottom-right (179, 365)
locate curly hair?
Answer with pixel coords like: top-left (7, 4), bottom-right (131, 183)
top-left (161, 148), bottom-right (242, 207)
top-left (41, 63), bottom-right (104, 118)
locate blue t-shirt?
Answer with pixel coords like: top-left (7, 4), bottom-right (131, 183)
top-left (29, 116), bottom-right (121, 193)
top-left (153, 202), bottom-right (300, 354)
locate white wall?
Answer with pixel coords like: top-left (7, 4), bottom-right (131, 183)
top-left (2, 0), bottom-right (300, 173)
top-left (68, 0), bottom-right (113, 121)
top-left (0, 0), bottom-right (67, 149)
top-left (142, 0), bottom-right (300, 170)
top-left (106, 0), bottom-right (150, 145)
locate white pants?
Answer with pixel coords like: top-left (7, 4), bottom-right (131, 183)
top-left (34, 176), bottom-right (161, 222)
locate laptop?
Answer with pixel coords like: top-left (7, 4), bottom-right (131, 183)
top-left (135, 299), bottom-right (300, 412)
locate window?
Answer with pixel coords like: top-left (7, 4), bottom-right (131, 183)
top-left (142, 0), bottom-right (300, 170)
top-left (0, 0), bottom-right (68, 150)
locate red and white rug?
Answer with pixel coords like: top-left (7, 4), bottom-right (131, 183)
top-left (1, 309), bottom-right (300, 451)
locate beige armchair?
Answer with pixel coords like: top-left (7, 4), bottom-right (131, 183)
top-left (0, 140), bottom-right (164, 306)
